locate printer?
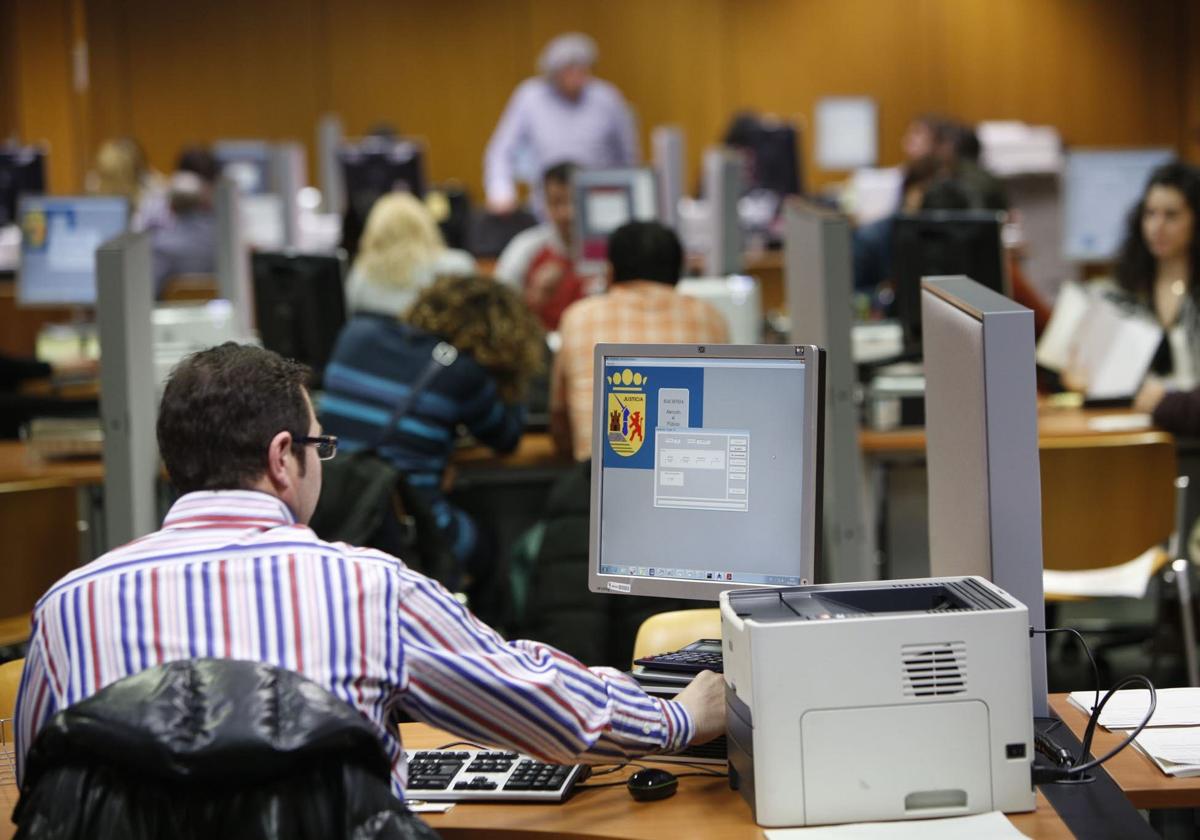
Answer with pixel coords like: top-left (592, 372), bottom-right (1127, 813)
top-left (720, 575), bottom-right (1035, 827)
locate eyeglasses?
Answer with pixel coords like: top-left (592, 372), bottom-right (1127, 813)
top-left (297, 435), bottom-right (338, 460)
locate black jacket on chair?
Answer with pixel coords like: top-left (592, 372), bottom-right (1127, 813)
top-left (13, 658), bottom-right (439, 840)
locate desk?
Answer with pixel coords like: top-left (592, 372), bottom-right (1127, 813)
top-left (401, 723), bottom-right (1070, 839)
top-left (860, 406), bottom-right (1177, 580)
top-left (1048, 693), bottom-right (1200, 810)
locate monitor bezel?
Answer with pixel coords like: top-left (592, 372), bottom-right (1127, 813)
top-left (15, 194), bottom-right (131, 309)
top-left (587, 342), bottom-right (824, 601)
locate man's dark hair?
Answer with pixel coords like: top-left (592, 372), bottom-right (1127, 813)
top-left (542, 161), bottom-right (576, 188)
top-left (607, 221), bottom-right (683, 286)
top-left (157, 343), bottom-right (312, 494)
top-left (175, 146), bottom-right (220, 184)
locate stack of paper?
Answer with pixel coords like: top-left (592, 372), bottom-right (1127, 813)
top-left (1067, 687), bottom-right (1200, 777)
top-left (762, 810), bottom-right (1029, 838)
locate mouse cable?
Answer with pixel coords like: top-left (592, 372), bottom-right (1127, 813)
top-left (576, 770), bottom-right (729, 792)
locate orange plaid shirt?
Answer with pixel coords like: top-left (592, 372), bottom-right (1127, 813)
top-left (551, 281), bottom-right (730, 461)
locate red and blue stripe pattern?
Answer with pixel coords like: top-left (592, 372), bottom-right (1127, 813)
top-left (14, 490), bottom-right (693, 796)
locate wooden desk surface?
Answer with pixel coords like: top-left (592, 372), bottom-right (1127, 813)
top-left (860, 405), bottom-right (1169, 455)
top-left (1048, 693), bottom-right (1200, 809)
top-left (0, 440), bottom-right (104, 488)
top-left (403, 724), bottom-right (1070, 839)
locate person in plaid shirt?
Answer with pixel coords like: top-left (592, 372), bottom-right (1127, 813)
top-left (550, 221), bottom-right (729, 461)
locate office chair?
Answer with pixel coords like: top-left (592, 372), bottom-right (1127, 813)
top-left (14, 659), bottom-right (439, 840)
top-left (632, 609), bottom-right (722, 666)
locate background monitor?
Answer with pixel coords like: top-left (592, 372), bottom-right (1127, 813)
top-left (921, 275), bottom-right (1046, 716)
top-left (892, 210), bottom-right (1007, 351)
top-left (251, 251), bottom-right (346, 384)
top-left (338, 137), bottom-right (426, 258)
top-left (572, 167), bottom-right (659, 276)
top-left (17, 195), bottom-right (130, 306)
top-left (588, 342), bottom-right (824, 601)
top-left (676, 275), bottom-right (763, 345)
top-left (1062, 148), bottom-right (1174, 262)
top-left (213, 140), bottom-right (273, 195)
top-left (0, 146), bottom-right (46, 228)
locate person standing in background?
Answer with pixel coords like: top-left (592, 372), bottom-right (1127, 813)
top-left (484, 33), bottom-right (639, 216)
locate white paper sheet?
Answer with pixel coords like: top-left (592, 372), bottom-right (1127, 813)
top-left (1035, 280), bottom-right (1090, 372)
top-left (1072, 296), bottom-right (1163, 400)
top-left (763, 811), bottom-right (1029, 839)
top-left (1042, 546), bottom-right (1160, 599)
top-left (1133, 727), bottom-right (1200, 767)
top-left (1068, 687), bottom-right (1200, 729)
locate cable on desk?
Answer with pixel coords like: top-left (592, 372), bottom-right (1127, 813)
top-left (1032, 626), bottom-right (1100, 716)
top-left (575, 770), bottom-right (728, 792)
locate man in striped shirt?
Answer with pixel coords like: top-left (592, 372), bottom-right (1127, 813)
top-left (14, 343), bottom-right (724, 796)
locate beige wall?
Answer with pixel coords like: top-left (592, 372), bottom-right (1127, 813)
top-left (4, 0), bottom-right (1195, 199)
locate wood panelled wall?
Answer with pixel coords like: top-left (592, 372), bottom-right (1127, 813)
top-left (2, 0), bottom-right (1197, 200)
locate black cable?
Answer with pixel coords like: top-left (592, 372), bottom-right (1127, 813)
top-left (1069, 674), bottom-right (1157, 777)
top-left (433, 740), bottom-right (491, 751)
top-left (1032, 627), bottom-right (1101, 716)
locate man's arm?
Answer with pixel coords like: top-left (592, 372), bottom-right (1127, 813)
top-left (13, 630), bottom-right (60, 784)
top-left (611, 92), bottom-right (640, 166)
top-left (395, 571), bottom-right (716, 763)
top-left (484, 84), bottom-right (531, 212)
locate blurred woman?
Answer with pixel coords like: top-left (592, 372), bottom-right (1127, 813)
top-left (87, 137), bottom-right (169, 231)
top-left (343, 192), bottom-right (474, 317)
top-left (320, 274), bottom-right (544, 588)
top-left (1109, 163), bottom-right (1200, 417)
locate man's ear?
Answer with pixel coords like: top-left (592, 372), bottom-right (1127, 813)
top-left (264, 430), bottom-right (294, 492)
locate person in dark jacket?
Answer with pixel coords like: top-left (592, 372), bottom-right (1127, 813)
top-left (14, 659), bottom-right (438, 840)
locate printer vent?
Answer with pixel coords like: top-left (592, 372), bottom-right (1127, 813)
top-left (901, 642), bottom-right (967, 697)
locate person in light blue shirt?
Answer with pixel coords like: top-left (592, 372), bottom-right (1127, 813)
top-left (484, 33), bottom-right (639, 215)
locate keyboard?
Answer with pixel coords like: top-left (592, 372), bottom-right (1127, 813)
top-left (634, 639), bottom-right (724, 674)
top-left (404, 748), bottom-right (589, 802)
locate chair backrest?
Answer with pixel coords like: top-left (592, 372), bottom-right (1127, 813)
top-left (1040, 431), bottom-right (1177, 572)
top-left (0, 657), bottom-right (24, 721)
top-left (632, 608), bottom-right (722, 665)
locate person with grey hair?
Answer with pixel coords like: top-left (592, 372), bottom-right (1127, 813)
top-left (484, 32), bottom-right (639, 215)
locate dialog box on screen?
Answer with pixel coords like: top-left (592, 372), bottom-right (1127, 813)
top-left (654, 430), bottom-right (749, 512)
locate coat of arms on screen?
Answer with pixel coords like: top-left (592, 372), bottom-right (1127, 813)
top-left (606, 369), bottom-right (647, 457)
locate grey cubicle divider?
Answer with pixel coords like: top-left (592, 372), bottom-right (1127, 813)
top-left (317, 112), bottom-right (345, 216)
top-left (703, 147), bottom-right (743, 277)
top-left (214, 177), bottom-right (254, 337)
top-left (652, 125), bottom-right (685, 232)
top-left (784, 200), bottom-right (873, 583)
top-left (97, 231), bottom-right (158, 549)
top-left (922, 276), bottom-right (1048, 717)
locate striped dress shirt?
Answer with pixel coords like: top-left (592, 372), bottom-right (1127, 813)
top-left (14, 490), bottom-right (694, 795)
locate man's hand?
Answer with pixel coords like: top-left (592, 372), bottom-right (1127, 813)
top-left (674, 669), bottom-right (726, 745)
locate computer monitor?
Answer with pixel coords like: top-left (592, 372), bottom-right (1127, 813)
top-left (921, 275), bottom-right (1046, 716)
top-left (340, 138), bottom-right (426, 214)
top-left (892, 210), bottom-right (1007, 350)
top-left (251, 251), bottom-right (346, 383)
top-left (0, 146), bottom-right (46, 228)
top-left (16, 195), bottom-right (130, 306)
top-left (213, 140), bottom-right (273, 195)
top-left (588, 343), bottom-right (824, 601)
top-left (1062, 148), bottom-right (1175, 262)
top-left (676, 276), bottom-right (762, 345)
top-left (571, 167), bottom-right (659, 276)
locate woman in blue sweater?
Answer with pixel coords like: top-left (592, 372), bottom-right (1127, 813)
top-left (320, 274), bottom-right (544, 588)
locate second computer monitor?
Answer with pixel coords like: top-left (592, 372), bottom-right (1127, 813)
top-left (572, 167), bottom-right (659, 276)
top-left (892, 210), bottom-right (1007, 350)
top-left (17, 195), bottom-right (130, 306)
top-left (251, 251), bottom-right (346, 384)
top-left (588, 343), bottom-right (824, 601)
top-left (0, 146), bottom-right (46, 228)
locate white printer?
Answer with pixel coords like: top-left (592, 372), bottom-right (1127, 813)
top-left (720, 575), bottom-right (1035, 827)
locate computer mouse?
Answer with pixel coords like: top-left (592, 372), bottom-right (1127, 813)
top-left (626, 767), bottom-right (678, 801)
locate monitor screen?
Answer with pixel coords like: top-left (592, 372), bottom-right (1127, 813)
top-left (0, 147), bottom-right (46, 228)
top-left (340, 139), bottom-right (426, 217)
top-left (892, 210), bottom-right (1007, 350)
top-left (251, 251), bottom-right (346, 384)
top-left (17, 195), bottom-right (129, 306)
top-left (588, 343), bottom-right (824, 601)
top-left (1062, 148), bottom-right (1174, 262)
top-left (214, 140), bottom-right (274, 195)
top-left (572, 168), bottom-right (658, 275)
